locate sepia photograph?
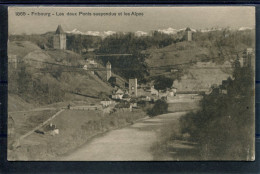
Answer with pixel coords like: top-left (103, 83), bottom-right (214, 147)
top-left (7, 6), bottom-right (255, 161)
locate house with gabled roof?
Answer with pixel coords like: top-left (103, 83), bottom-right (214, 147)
top-left (111, 88), bottom-right (124, 100)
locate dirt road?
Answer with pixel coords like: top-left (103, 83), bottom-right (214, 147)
top-left (60, 112), bottom-right (186, 161)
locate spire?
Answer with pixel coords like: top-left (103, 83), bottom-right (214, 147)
top-left (106, 61), bottom-right (111, 66)
top-left (56, 25), bottom-right (65, 34)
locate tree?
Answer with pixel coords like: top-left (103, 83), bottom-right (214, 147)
top-left (179, 64), bottom-right (254, 160)
top-left (153, 76), bottom-right (173, 97)
top-left (147, 99), bottom-right (168, 117)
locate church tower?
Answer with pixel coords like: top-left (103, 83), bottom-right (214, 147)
top-left (53, 25), bottom-right (66, 50)
top-left (106, 61), bottom-right (111, 81)
top-left (129, 78), bottom-right (138, 96)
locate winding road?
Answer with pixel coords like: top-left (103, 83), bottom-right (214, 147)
top-left (60, 112), bottom-right (186, 161)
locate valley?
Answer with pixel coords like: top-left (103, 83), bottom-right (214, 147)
top-left (7, 24), bottom-right (255, 160)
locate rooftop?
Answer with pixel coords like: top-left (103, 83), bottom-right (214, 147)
top-left (55, 25), bottom-right (65, 34)
top-left (185, 27), bottom-right (191, 31)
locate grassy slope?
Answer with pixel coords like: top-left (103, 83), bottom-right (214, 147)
top-left (144, 40), bottom-right (249, 92)
top-left (145, 41), bottom-right (209, 69)
top-left (173, 68), bottom-right (232, 92)
top-left (8, 41), bottom-right (41, 58)
top-left (8, 41), bottom-right (113, 106)
top-left (8, 94), bottom-right (35, 112)
top-left (9, 109), bottom-right (146, 160)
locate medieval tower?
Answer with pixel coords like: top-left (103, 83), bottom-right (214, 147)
top-left (185, 27), bottom-right (192, 41)
top-left (53, 25), bottom-right (66, 50)
top-left (106, 61), bottom-right (111, 81)
top-left (129, 78), bottom-right (138, 96)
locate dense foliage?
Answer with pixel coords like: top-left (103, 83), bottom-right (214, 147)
top-left (95, 32), bottom-right (183, 81)
top-left (153, 76), bottom-right (174, 92)
top-left (180, 62), bottom-right (254, 160)
top-left (148, 99), bottom-right (168, 117)
top-left (66, 34), bottom-right (102, 53)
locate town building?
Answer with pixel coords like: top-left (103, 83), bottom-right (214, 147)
top-left (86, 58), bottom-right (97, 66)
top-left (168, 88), bottom-right (177, 97)
top-left (111, 88), bottom-right (124, 100)
top-left (129, 78), bottom-right (138, 96)
top-left (83, 59), bottom-right (98, 74)
top-left (100, 99), bottom-right (116, 107)
top-left (53, 25), bottom-right (66, 50)
top-left (140, 95), bottom-right (151, 102)
top-left (151, 86), bottom-right (159, 96)
top-left (83, 64), bottom-right (96, 74)
top-left (122, 94), bottom-right (131, 101)
top-left (105, 61), bottom-right (128, 88)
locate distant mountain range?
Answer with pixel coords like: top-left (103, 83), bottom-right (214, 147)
top-left (65, 27), bottom-right (254, 37)
top-left (66, 29), bottom-right (117, 38)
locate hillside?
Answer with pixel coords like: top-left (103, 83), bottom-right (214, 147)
top-left (145, 41), bottom-right (209, 68)
top-left (8, 94), bottom-right (35, 112)
top-left (145, 40), bottom-right (249, 74)
top-left (173, 65), bottom-right (232, 92)
top-left (143, 36), bottom-right (253, 92)
top-left (8, 41), bottom-right (113, 107)
top-left (8, 41), bottom-right (42, 58)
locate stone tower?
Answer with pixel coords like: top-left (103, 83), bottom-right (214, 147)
top-left (53, 25), bottom-right (66, 50)
top-left (129, 78), bottom-right (138, 96)
top-left (106, 61), bottom-right (111, 81)
top-left (185, 27), bottom-right (192, 41)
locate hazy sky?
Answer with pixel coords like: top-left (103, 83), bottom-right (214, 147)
top-left (9, 6), bottom-right (255, 34)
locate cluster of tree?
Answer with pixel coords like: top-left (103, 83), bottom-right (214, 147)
top-left (66, 34), bottom-right (102, 53)
top-left (193, 29), bottom-right (254, 47)
top-left (193, 29), bottom-right (255, 64)
top-left (98, 52), bottom-right (149, 82)
top-left (147, 99), bottom-right (168, 117)
top-left (146, 76), bottom-right (173, 117)
top-left (153, 76), bottom-right (174, 94)
top-left (179, 61), bottom-right (254, 160)
top-left (96, 32), bottom-right (182, 81)
top-left (98, 32), bottom-right (180, 54)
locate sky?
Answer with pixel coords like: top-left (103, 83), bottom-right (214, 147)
top-left (8, 6), bottom-right (255, 34)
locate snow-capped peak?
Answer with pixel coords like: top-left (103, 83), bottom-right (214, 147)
top-left (158, 27), bottom-right (178, 34)
top-left (66, 28), bottom-right (84, 35)
top-left (200, 28), bottom-right (223, 33)
top-left (238, 27), bottom-right (253, 31)
top-left (135, 31), bottom-right (148, 37)
top-left (66, 29), bottom-right (116, 38)
top-left (157, 27), bottom-right (197, 35)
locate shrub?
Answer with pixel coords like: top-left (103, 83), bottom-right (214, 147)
top-left (115, 101), bottom-right (130, 109)
top-left (147, 99), bottom-right (168, 117)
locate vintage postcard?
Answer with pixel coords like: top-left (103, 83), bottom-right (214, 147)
top-left (7, 6), bottom-right (255, 161)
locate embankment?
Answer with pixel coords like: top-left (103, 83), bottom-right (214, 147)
top-left (8, 108), bottom-right (146, 160)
